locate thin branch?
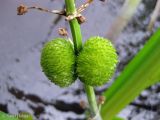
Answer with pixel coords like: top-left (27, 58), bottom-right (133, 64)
top-left (17, 4), bottom-right (66, 16)
top-left (28, 6), bottom-right (66, 15)
top-left (77, 0), bottom-right (93, 13)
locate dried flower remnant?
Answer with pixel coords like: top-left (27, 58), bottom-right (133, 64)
top-left (65, 0), bottom-right (93, 21)
top-left (77, 15), bottom-right (86, 24)
top-left (79, 100), bottom-right (87, 109)
top-left (98, 96), bottom-right (105, 105)
top-left (17, 4), bottom-right (28, 15)
top-left (17, 1), bottom-right (92, 22)
top-left (58, 28), bottom-right (68, 37)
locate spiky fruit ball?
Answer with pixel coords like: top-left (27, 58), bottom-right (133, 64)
top-left (77, 36), bottom-right (118, 86)
top-left (41, 38), bottom-right (76, 87)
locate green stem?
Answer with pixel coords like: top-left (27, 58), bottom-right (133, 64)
top-left (84, 85), bottom-right (101, 119)
top-left (65, 0), bottom-right (82, 54)
top-left (65, 0), bottom-right (101, 119)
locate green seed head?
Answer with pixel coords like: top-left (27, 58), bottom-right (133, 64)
top-left (41, 38), bottom-right (76, 87)
top-left (77, 36), bottom-right (118, 86)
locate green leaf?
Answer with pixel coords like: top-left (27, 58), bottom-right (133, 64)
top-left (101, 28), bottom-right (160, 120)
top-left (112, 116), bottom-right (124, 120)
top-left (0, 111), bottom-right (19, 120)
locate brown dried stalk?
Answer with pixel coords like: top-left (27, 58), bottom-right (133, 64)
top-left (17, 4), bottom-right (66, 16)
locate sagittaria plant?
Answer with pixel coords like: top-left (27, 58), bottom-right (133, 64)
top-left (40, 0), bottom-right (118, 119)
top-left (1, 0), bottom-right (158, 120)
top-left (16, 0), bottom-right (118, 119)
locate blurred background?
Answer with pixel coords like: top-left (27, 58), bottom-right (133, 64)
top-left (0, 0), bottom-right (160, 120)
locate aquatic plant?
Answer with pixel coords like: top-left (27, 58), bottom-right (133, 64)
top-left (1, 0), bottom-right (160, 120)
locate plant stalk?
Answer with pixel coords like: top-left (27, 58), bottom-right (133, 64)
top-left (84, 85), bottom-right (101, 119)
top-left (65, 0), bottom-right (82, 54)
top-left (106, 0), bottom-right (142, 42)
top-left (65, 0), bottom-right (101, 119)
